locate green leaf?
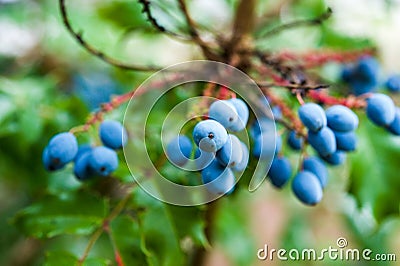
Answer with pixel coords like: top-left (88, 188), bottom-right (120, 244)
top-left (45, 251), bottom-right (112, 266)
top-left (132, 188), bottom-right (207, 266)
top-left (110, 215), bottom-right (148, 266)
top-left (12, 193), bottom-right (108, 238)
top-left (349, 119), bottom-right (400, 222)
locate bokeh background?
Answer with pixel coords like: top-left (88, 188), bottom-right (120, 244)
top-left (0, 0), bottom-right (399, 265)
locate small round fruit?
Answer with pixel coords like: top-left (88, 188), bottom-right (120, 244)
top-left (298, 103), bottom-right (327, 132)
top-left (268, 157), bottom-right (292, 188)
top-left (386, 75), bottom-right (400, 92)
top-left (208, 100), bottom-right (238, 129)
top-left (366, 93), bottom-right (396, 126)
top-left (201, 160), bottom-right (236, 195)
top-left (321, 151), bottom-right (346, 166)
top-left (287, 131), bottom-right (303, 151)
top-left (194, 148), bottom-right (215, 170)
top-left (302, 157), bottom-right (328, 188)
top-left (74, 152), bottom-right (94, 181)
top-left (45, 132), bottom-right (78, 169)
top-left (88, 146), bottom-right (119, 176)
top-left (216, 134), bottom-right (243, 168)
top-left (307, 127), bottom-right (336, 157)
top-left (292, 171), bottom-right (323, 206)
top-left (232, 142), bottom-right (249, 172)
top-left (75, 144), bottom-right (92, 162)
top-left (166, 135), bottom-right (192, 167)
top-left (334, 131), bottom-right (357, 151)
top-left (227, 98), bottom-right (249, 131)
top-left (252, 132), bottom-right (275, 159)
top-left (325, 105), bottom-right (359, 132)
top-left (193, 120), bottom-right (228, 152)
top-left (387, 108), bottom-right (400, 135)
top-left (99, 120), bottom-right (128, 149)
top-left (42, 147), bottom-right (65, 171)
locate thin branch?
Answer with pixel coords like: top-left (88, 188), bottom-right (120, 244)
top-left (59, 0), bottom-right (161, 72)
top-left (258, 7), bottom-right (332, 39)
top-left (176, 0), bottom-right (222, 61)
top-left (137, 0), bottom-right (190, 41)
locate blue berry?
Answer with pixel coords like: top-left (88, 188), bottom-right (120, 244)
top-left (88, 146), bottom-right (119, 176)
top-left (193, 120), bottom-right (228, 152)
top-left (201, 160), bottom-right (236, 195)
top-left (250, 118), bottom-right (274, 139)
top-left (74, 152), bottom-right (94, 181)
top-left (227, 98), bottom-right (249, 131)
top-left (334, 131), bottom-right (357, 151)
top-left (287, 131), bottom-right (303, 150)
top-left (302, 157), bottom-right (328, 188)
top-left (42, 147), bottom-right (64, 171)
top-left (44, 132), bottom-right (78, 171)
top-left (75, 144), bottom-right (92, 162)
top-left (341, 66), bottom-right (352, 82)
top-left (194, 148), bottom-right (215, 170)
top-left (321, 151), bottom-right (346, 166)
top-left (308, 127), bottom-right (336, 157)
top-left (366, 93), bottom-right (396, 126)
top-left (292, 171), bottom-right (323, 205)
top-left (208, 100), bottom-right (238, 129)
top-left (342, 57), bottom-right (379, 95)
top-left (216, 134), bottom-right (243, 168)
top-left (166, 135), bottom-right (192, 167)
top-left (252, 132), bottom-right (276, 159)
top-left (386, 75), bottom-right (400, 92)
top-left (268, 157), bottom-right (292, 188)
top-left (232, 142), bottom-right (249, 172)
top-left (325, 105), bottom-right (359, 132)
top-left (387, 108), bottom-right (400, 135)
top-left (99, 120), bottom-right (128, 149)
top-left (298, 103), bottom-right (327, 132)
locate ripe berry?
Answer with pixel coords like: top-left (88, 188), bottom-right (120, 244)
top-left (43, 132), bottom-right (78, 170)
top-left (307, 127), bottom-right (336, 157)
top-left (292, 171), bottom-right (323, 206)
top-left (193, 120), bottom-right (228, 152)
top-left (386, 75), bottom-right (400, 92)
top-left (194, 148), bottom-right (215, 170)
top-left (201, 160), bottom-right (236, 195)
top-left (268, 157), bottom-right (292, 188)
top-left (216, 134), bottom-right (243, 167)
top-left (232, 142), bottom-right (249, 172)
top-left (321, 151), bottom-right (346, 166)
top-left (166, 135), bottom-right (192, 167)
top-left (325, 105), bottom-right (359, 132)
top-left (366, 93), bottom-right (396, 126)
top-left (252, 132), bottom-right (276, 159)
top-left (346, 57), bottom-right (379, 95)
top-left (88, 146), bottom-right (119, 176)
top-left (99, 120), bottom-right (128, 149)
top-left (287, 131), bottom-right (303, 150)
top-left (227, 98), bottom-right (249, 131)
top-left (334, 131), bottom-right (357, 151)
top-left (302, 157), bottom-right (328, 188)
top-left (298, 103), bottom-right (327, 132)
top-left (74, 152), bottom-right (94, 181)
top-left (387, 108), bottom-right (400, 135)
top-left (75, 144), bottom-right (92, 162)
top-left (250, 117), bottom-right (274, 139)
top-left (208, 100), bottom-right (238, 129)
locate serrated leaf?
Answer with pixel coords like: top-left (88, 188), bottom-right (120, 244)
top-left (12, 193), bottom-right (108, 238)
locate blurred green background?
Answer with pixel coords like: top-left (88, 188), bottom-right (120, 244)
top-left (0, 0), bottom-right (399, 265)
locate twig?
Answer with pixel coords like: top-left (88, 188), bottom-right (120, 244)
top-left (77, 192), bottom-right (133, 265)
top-left (137, 0), bottom-right (190, 41)
top-left (59, 0), bottom-right (161, 72)
top-left (177, 0), bottom-right (221, 61)
top-left (258, 7), bottom-right (332, 39)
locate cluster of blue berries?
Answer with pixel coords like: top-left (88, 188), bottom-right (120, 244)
top-left (166, 98), bottom-right (250, 195)
top-left (43, 120), bottom-right (127, 181)
top-left (342, 56), bottom-right (400, 94)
